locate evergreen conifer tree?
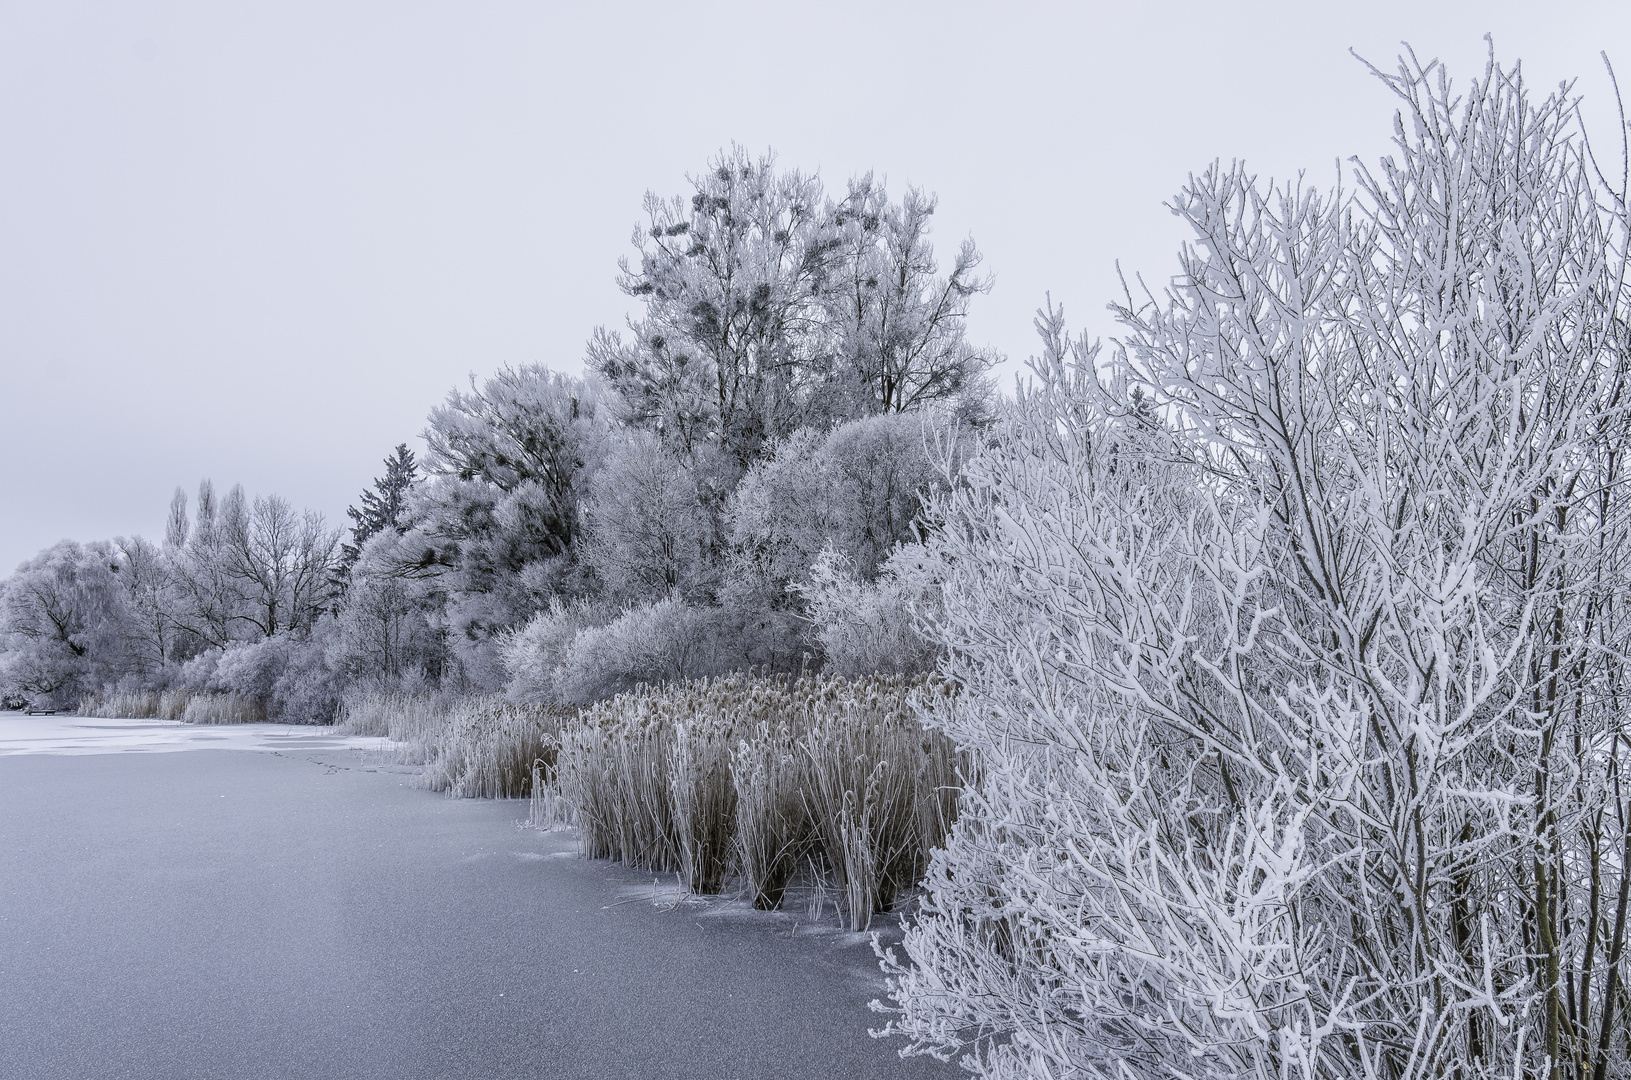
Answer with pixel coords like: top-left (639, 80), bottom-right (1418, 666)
top-left (337, 444), bottom-right (419, 577)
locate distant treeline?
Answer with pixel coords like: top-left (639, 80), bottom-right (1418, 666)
top-left (0, 146), bottom-right (989, 716)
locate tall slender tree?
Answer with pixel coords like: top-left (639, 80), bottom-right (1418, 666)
top-left (164, 487), bottom-right (189, 550)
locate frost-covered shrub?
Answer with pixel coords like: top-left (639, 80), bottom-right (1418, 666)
top-left (194, 633), bottom-right (340, 724)
top-left (498, 598), bottom-right (607, 705)
top-left (796, 546), bottom-right (939, 677)
top-left (814, 413), bottom-right (956, 578)
top-left (177, 648), bottom-right (220, 691)
top-left (704, 597), bottom-right (808, 678)
top-left (551, 597), bottom-right (738, 705)
top-left (728, 413), bottom-right (956, 603)
top-left (270, 636), bottom-right (341, 724)
top-left (209, 638), bottom-right (286, 704)
top-left (878, 53), bottom-right (1631, 1080)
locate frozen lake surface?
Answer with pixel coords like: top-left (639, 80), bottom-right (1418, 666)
top-left (0, 711), bottom-right (396, 756)
top-left (0, 712), bottom-right (953, 1079)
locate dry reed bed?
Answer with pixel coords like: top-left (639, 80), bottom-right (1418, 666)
top-left (78, 689), bottom-right (267, 724)
top-left (422, 699), bottom-right (571, 799)
top-left (547, 673), bottom-right (962, 931)
top-left (337, 691), bottom-right (568, 800)
top-left (335, 690), bottom-right (455, 744)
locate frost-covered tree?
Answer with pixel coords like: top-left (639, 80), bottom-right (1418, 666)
top-left (591, 150), bottom-right (997, 472)
top-left (164, 480), bottom-right (338, 649)
top-left (328, 526), bottom-right (450, 689)
top-left (424, 366), bottom-right (604, 537)
top-left (164, 487), bottom-right (189, 550)
top-left (0, 540), bottom-right (133, 706)
top-left (393, 365), bottom-right (607, 688)
top-left (581, 431), bottom-right (716, 604)
top-left (881, 49), bottom-right (1631, 1080)
top-left (570, 151), bottom-right (995, 691)
top-left (729, 411), bottom-right (955, 604)
top-left (825, 175), bottom-right (995, 417)
top-left (340, 443), bottom-right (419, 573)
top-left (168, 479), bottom-right (244, 648)
top-left (113, 534), bottom-right (177, 674)
top-left (218, 493), bottom-right (338, 638)
top-left (590, 146), bottom-right (835, 467)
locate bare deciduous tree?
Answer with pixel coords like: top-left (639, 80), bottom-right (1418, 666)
top-left (825, 176), bottom-right (994, 417)
top-left (220, 493), bottom-right (338, 638)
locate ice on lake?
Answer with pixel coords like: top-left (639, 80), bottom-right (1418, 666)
top-left (0, 711), bottom-right (393, 756)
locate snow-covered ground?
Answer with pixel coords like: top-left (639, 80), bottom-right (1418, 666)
top-left (0, 709), bottom-right (393, 756)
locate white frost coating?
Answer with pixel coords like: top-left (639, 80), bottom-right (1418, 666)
top-left (876, 48), bottom-right (1631, 1080)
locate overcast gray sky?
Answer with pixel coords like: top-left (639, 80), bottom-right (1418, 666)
top-left (2, 0), bottom-right (1627, 574)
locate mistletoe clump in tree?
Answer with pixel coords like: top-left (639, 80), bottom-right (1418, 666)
top-left (589, 145), bottom-right (994, 476)
top-left (880, 47), bottom-right (1631, 1080)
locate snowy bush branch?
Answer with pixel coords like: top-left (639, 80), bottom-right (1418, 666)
top-left (880, 48), bottom-right (1631, 1080)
